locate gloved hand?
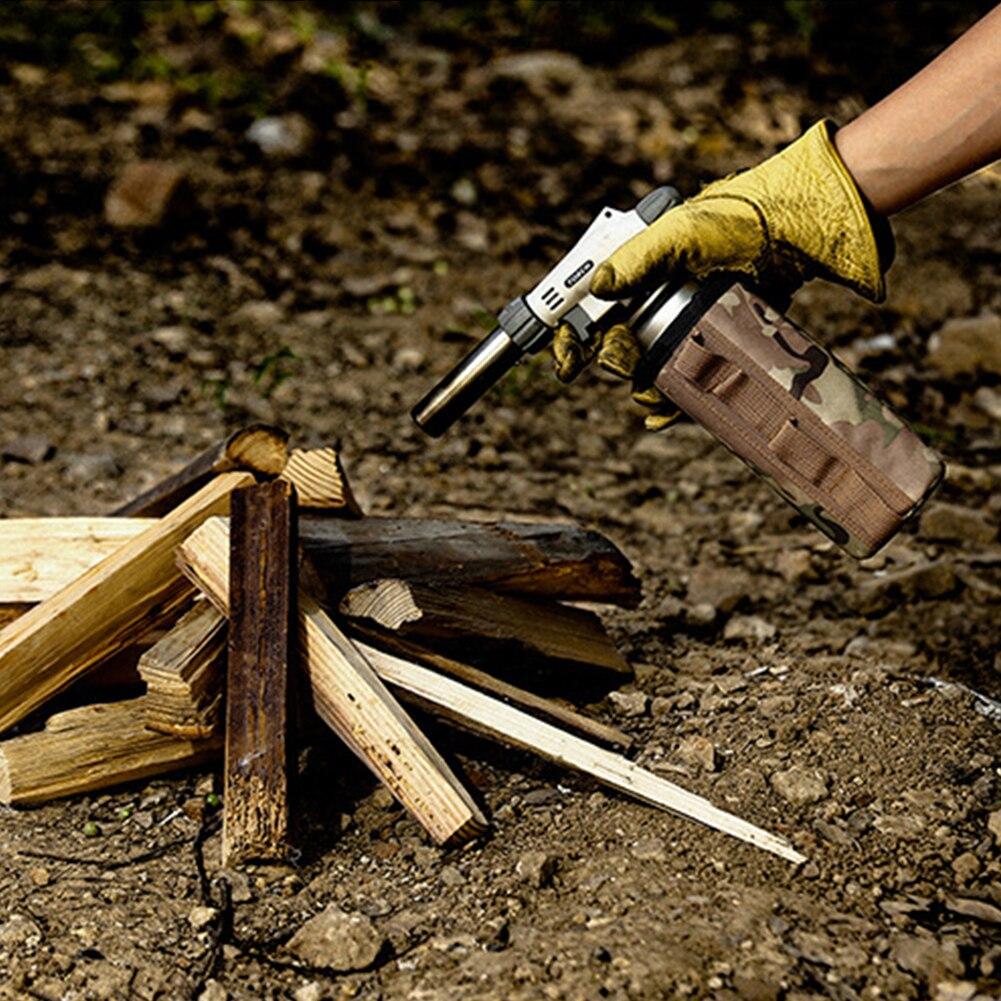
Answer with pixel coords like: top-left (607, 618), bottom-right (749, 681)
top-left (552, 119), bottom-right (893, 429)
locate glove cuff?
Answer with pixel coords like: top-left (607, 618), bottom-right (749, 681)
top-left (802, 119), bottom-right (893, 301)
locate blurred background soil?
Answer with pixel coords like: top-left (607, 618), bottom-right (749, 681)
top-left (0, 2), bottom-right (1000, 999)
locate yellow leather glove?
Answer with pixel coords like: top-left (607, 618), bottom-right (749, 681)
top-left (552, 120), bottom-right (892, 429)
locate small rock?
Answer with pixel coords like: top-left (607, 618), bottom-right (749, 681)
top-left (927, 313), bottom-right (1001, 377)
top-left (151, 325), bottom-right (192, 355)
top-left (515, 850), bottom-right (559, 888)
top-left (188, 906), bottom-right (218, 930)
top-left (293, 983), bottom-right (324, 1001)
top-left (450, 178), bottom-right (477, 206)
top-left (853, 560), bottom-right (956, 615)
top-left (2, 434), bottom-right (53, 465)
top-left (891, 934), bottom-right (964, 986)
top-left (370, 786), bottom-right (395, 810)
top-left (521, 787), bottom-right (559, 807)
top-left (723, 615), bottom-right (777, 643)
top-left (229, 299), bottom-right (284, 330)
top-left (951, 851), bottom-right (981, 884)
top-left (629, 836), bottom-right (667, 862)
top-left (197, 980), bottom-right (227, 1001)
top-left (687, 566), bottom-right (750, 613)
top-left (284, 905), bottom-right (385, 972)
top-left (920, 503), bottom-right (996, 545)
top-left (944, 896), bottom-right (1001, 925)
top-left (28, 866), bottom-right (50, 887)
top-left (0, 913), bottom-right (41, 950)
top-left (440, 865), bottom-right (465, 887)
top-left (221, 868), bottom-right (253, 904)
top-left (973, 386), bottom-right (1001, 423)
top-left (934, 981), bottom-right (979, 1001)
top-left (988, 810), bottom-right (1001, 843)
top-left (677, 735), bottom-right (719, 772)
top-left (770, 766), bottom-right (829, 806)
top-left (245, 114), bottom-right (315, 158)
top-left (774, 549), bottom-right (814, 584)
top-left (608, 690), bottom-right (649, 717)
top-left (650, 696), bottom-right (674, 720)
top-left (686, 602), bottom-right (718, 627)
top-left (63, 452), bottom-right (121, 483)
top-left (105, 161), bottom-right (192, 229)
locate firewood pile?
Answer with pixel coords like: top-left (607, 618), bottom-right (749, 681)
top-left (0, 425), bottom-right (804, 865)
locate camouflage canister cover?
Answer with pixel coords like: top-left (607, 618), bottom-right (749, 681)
top-left (652, 282), bottom-right (944, 558)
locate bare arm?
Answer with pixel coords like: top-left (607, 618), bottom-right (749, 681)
top-left (835, 4), bottom-right (1001, 216)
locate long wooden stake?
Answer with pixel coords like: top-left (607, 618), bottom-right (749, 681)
top-left (357, 642), bottom-right (806, 865)
top-left (224, 480), bottom-right (295, 865)
top-left (0, 698), bottom-right (220, 806)
top-left (112, 425), bottom-right (288, 517)
top-left (178, 517), bottom-right (487, 846)
top-left (0, 473), bottom-right (254, 734)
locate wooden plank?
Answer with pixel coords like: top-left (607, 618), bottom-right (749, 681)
top-left (339, 578), bottom-right (630, 677)
top-left (137, 601), bottom-right (226, 739)
top-left (178, 517), bottom-right (487, 846)
top-left (224, 480), bottom-right (296, 865)
top-left (0, 698), bottom-right (221, 806)
top-left (0, 473), bottom-right (254, 734)
top-left (356, 642), bottom-right (806, 865)
top-left (347, 624), bottom-right (632, 750)
top-left (0, 518), bottom-right (158, 603)
top-left (278, 446), bottom-right (362, 516)
top-left (111, 424), bottom-right (288, 517)
top-left (0, 516), bottom-right (640, 608)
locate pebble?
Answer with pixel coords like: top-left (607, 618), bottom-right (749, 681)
top-left (245, 114), bottom-right (315, 158)
top-left (770, 766), bottom-right (829, 806)
top-left (229, 299), bottom-right (284, 330)
top-left (950, 851), bottom-right (981, 884)
top-left (774, 549), bottom-right (814, 584)
top-left (515, 850), bottom-right (559, 888)
top-left (988, 810), bottom-right (1001, 844)
top-left (891, 933), bottom-right (963, 985)
top-left (62, 452), bottom-right (121, 483)
top-left (2, 434), bottom-right (53, 464)
top-left (927, 313), bottom-right (1001, 377)
top-left (151, 325), bottom-right (192, 355)
top-left (686, 566), bottom-right (750, 613)
top-left (28, 866), bottom-right (50, 887)
top-left (188, 906), bottom-right (218, 930)
top-left (853, 560), bottom-right (956, 615)
top-left (105, 161), bottom-right (191, 228)
top-left (686, 602), bottom-right (718, 627)
top-left (221, 868), bottom-right (253, 904)
top-left (920, 502), bottom-right (996, 545)
top-left (293, 983), bottom-right (324, 1001)
top-left (723, 615), bottom-right (777, 643)
top-left (197, 980), bottom-right (228, 1001)
top-left (677, 735), bottom-right (719, 772)
top-left (608, 690), bottom-right (649, 717)
top-left (629, 836), bottom-right (667, 862)
top-left (440, 865), bottom-right (465, 887)
top-left (284, 904), bottom-right (386, 972)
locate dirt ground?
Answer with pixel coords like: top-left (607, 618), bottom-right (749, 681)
top-left (1, 4), bottom-right (1000, 999)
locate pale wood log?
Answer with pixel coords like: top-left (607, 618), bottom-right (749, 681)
top-left (356, 642), bottom-right (806, 865)
top-left (347, 624), bottom-right (631, 750)
top-left (278, 447), bottom-right (362, 516)
top-left (224, 480), bottom-right (295, 865)
top-left (0, 698), bottom-right (221, 806)
top-left (137, 601), bottom-right (225, 738)
top-left (112, 425), bottom-right (288, 517)
top-left (0, 518), bottom-right (157, 603)
top-left (0, 516), bottom-right (640, 607)
top-left (178, 517), bottom-right (487, 846)
top-left (339, 578), bottom-right (630, 676)
top-left (0, 473), bottom-right (255, 734)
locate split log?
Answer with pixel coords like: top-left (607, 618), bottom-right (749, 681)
top-left (0, 517), bottom-right (157, 603)
top-left (279, 447), bottom-right (362, 516)
top-left (178, 517), bottom-right (487, 846)
top-left (224, 480), bottom-right (296, 865)
top-left (302, 517), bottom-right (640, 607)
top-left (137, 601), bottom-right (226, 738)
top-left (0, 472), bottom-right (254, 734)
top-left (356, 642), bottom-right (806, 865)
top-left (0, 698), bottom-right (221, 806)
top-left (339, 579), bottom-right (630, 677)
top-left (111, 425), bottom-right (288, 517)
top-left (348, 625), bottom-right (631, 750)
top-left (0, 516), bottom-right (640, 608)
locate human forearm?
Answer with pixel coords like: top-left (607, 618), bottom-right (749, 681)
top-left (834, 5), bottom-right (1001, 216)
